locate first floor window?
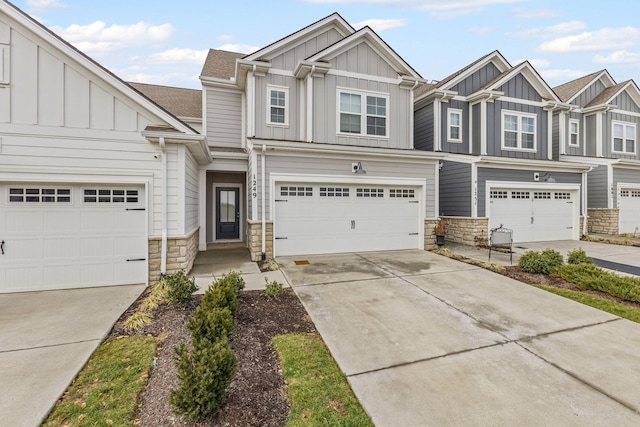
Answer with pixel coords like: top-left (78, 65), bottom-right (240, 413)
top-left (448, 109), bottom-right (462, 142)
top-left (569, 119), bottom-right (579, 146)
top-left (612, 121), bottom-right (636, 154)
top-left (338, 89), bottom-right (388, 137)
top-left (267, 85), bottom-right (288, 125)
top-left (502, 111), bottom-right (536, 151)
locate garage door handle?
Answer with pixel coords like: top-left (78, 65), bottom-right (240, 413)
top-left (0, 240), bottom-right (4, 255)
top-left (126, 208), bottom-right (146, 211)
top-left (126, 258), bottom-right (146, 262)
top-left (531, 216), bottom-right (534, 224)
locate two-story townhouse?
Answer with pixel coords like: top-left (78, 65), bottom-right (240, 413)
top-left (200, 13), bottom-right (445, 261)
top-left (554, 71), bottom-right (640, 235)
top-left (0, 0), bottom-right (211, 293)
top-left (414, 51), bottom-right (591, 245)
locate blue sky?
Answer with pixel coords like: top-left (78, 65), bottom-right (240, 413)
top-left (11, 0), bottom-right (640, 90)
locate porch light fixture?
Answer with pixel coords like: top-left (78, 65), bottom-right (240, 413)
top-left (352, 162), bottom-right (367, 174)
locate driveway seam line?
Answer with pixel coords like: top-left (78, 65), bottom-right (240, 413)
top-left (0, 338), bottom-right (101, 354)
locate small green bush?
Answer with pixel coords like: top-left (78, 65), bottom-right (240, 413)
top-left (567, 248), bottom-right (593, 265)
top-left (518, 249), bottom-right (563, 275)
top-left (202, 279), bottom-right (238, 316)
top-left (188, 306), bottom-right (235, 346)
top-left (164, 270), bottom-right (198, 306)
top-left (264, 279), bottom-right (284, 298)
top-left (223, 271), bottom-right (246, 297)
top-left (170, 340), bottom-right (237, 420)
top-left (557, 264), bottom-right (640, 303)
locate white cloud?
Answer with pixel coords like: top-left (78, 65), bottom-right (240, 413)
top-left (468, 26), bottom-right (496, 35)
top-left (52, 21), bottom-right (174, 54)
top-left (510, 8), bottom-right (559, 19)
top-left (27, 0), bottom-right (67, 10)
top-left (539, 26), bottom-right (640, 53)
top-left (217, 43), bottom-right (260, 54)
top-left (539, 68), bottom-right (588, 83)
top-left (352, 18), bottom-right (408, 31)
top-left (507, 21), bottom-right (586, 39)
top-left (149, 48), bottom-right (209, 64)
top-left (594, 50), bottom-right (640, 64)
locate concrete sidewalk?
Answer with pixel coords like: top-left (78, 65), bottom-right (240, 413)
top-left (280, 250), bottom-right (640, 426)
top-left (0, 284), bottom-right (145, 427)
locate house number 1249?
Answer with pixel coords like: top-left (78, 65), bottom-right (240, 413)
top-left (252, 174), bottom-right (257, 198)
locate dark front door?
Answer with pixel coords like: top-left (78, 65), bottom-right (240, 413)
top-left (216, 187), bottom-right (240, 239)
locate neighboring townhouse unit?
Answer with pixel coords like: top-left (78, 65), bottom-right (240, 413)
top-left (200, 13), bottom-right (445, 261)
top-left (0, 1), bottom-right (210, 292)
top-left (554, 71), bottom-right (640, 235)
top-left (414, 51), bottom-right (591, 245)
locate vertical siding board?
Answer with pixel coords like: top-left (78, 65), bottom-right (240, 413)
top-left (451, 63), bottom-right (501, 96)
top-left (587, 165), bottom-right (609, 208)
top-left (10, 29), bottom-right (37, 124)
top-left (439, 161), bottom-right (472, 216)
top-left (37, 47), bottom-right (63, 126)
top-left (574, 80), bottom-right (605, 107)
top-left (472, 103), bottom-right (481, 154)
top-left (414, 104), bottom-right (434, 151)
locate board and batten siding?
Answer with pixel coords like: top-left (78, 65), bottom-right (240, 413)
top-left (498, 74), bottom-right (542, 102)
top-left (184, 147), bottom-right (199, 234)
top-left (329, 42), bottom-right (398, 80)
top-left (587, 164), bottom-right (609, 208)
top-left (0, 19), bottom-right (155, 130)
top-left (205, 88), bottom-right (242, 148)
top-left (603, 110), bottom-right (640, 160)
top-left (440, 99), bottom-right (469, 153)
top-left (472, 103), bottom-right (482, 154)
top-left (450, 62), bottom-right (501, 97)
top-left (477, 167), bottom-right (582, 217)
top-left (254, 73), bottom-right (300, 141)
top-left (414, 103), bottom-right (434, 151)
top-left (257, 154), bottom-right (436, 219)
top-left (551, 112), bottom-right (560, 160)
top-left (439, 161), bottom-right (472, 216)
top-left (565, 112), bottom-right (583, 156)
top-left (267, 28), bottom-right (344, 70)
top-left (585, 115), bottom-right (597, 157)
top-left (573, 80), bottom-right (606, 107)
top-left (486, 100), bottom-right (548, 159)
top-left (613, 167), bottom-right (640, 206)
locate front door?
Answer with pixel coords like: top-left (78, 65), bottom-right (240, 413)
top-left (216, 187), bottom-right (240, 239)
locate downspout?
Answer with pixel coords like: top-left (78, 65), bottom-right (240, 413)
top-left (160, 137), bottom-right (168, 276)
top-left (582, 167), bottom-right (593, 237)
top-left (261, 144), bottom-right (267, 261)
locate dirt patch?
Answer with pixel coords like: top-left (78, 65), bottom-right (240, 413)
top-left (109, 289), bottom-right (316, 426)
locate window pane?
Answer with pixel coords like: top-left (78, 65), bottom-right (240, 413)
top-left (220, 190), bottom-right (236, 223)
top-left (504, 131), bottom-right (517, 147)
top-left (340, 113), bottom-right (361, 133)
top-left (450, 126), bottom-right (460, 140)
top-left (340, 93), bottom-right (361, 114)
top-left (521, 116), bottom-right (535, 133)
top-left (613, 123), bottom-right (624, 138)
top-left (522, 133), bottom-right (534, 149)
top-left (366, 116), bottom-right (386, 136)
top-left (270, 90), bottom-right (285, 107)
top-left (626, 139), bottom-right (635, 153)
top-left (504, 115), bottom-right (518, 131)
top-left (450, 112), bottom-right (460, 127)
top-left (570, 122), bottom-right (578, 133)
top-left (271, 107), bottom-right (285, 123)
top-left (571, 134), bottom-right (578, 145)
top-left (614, 138), bottom-right (623, 152)
top-left (625, 125), bottom-right (635, 138)
top-left (366, 96), bottom-right (386, 116)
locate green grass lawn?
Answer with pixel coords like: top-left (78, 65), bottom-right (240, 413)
top-left (272, 333), bottom-right (373, 427)
top-left (42, 335), bottom-right (157, 427)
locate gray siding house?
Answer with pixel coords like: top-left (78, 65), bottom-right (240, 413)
top-left (414, 51), bottom-right (591, 244)
top-left (199, 13), bottom-right (445, 260)
top-left (554, 71), bottom-right (640, 234)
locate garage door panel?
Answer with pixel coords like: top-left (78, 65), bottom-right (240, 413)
top-left (619, 189), bottom-right (640, 234)
top-left (44, 210), bottom-right (79, 231)
top-left (43, 238), bottom-right (81, 258)
top-left (7, 211), bottom-right (42, 233)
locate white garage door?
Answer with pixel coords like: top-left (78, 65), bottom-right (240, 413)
top-left (274, 183), bottom-right (422, 256)
top-left (488, 188), bottom-right (577, 243)
top-left (619, 188), bottom-right (640, 234)
top-left (0, 184), bottom-right (147, 293)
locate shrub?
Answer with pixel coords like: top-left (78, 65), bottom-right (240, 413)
top-left (518, 249), bottom-right (563, 275)
top-left (557, 264), bottom-right (640, 303)
top-left (165, 270), bottom-right (198, 306)
top-left (201, 278), bottom-right (238, 316)
top-left (264, 279), bottom-right (284, 298)
top-left (188, 306), bottom-right (235, 346)
top-left (170, 340), bottom-right (237, 420)
top-left (223, 271), bottom-right (246, 297)
top-left (567, 248), bottom-right (593, 265)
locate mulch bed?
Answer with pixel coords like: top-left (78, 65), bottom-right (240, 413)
top-left (109, 288), bottom-right (316, 426)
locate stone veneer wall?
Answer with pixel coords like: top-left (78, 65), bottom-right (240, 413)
top-left (247, 220), bottom-right (274, 261)
top-left (587, 208), bottom-right (619, 235)
top-left (148, 227), bottom-right (200, 283)
top-left (441, 216), bottom-right (489, 247)
top-left (424, 218), bottom-right (439, 250)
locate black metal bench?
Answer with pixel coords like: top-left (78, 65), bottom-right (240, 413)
top-left (489, 225), bottom-right (513, 264)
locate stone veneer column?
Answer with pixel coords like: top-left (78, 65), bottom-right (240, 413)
top-left (587, 208), bottom-right (619, 235)
top-left (247, 220), bottom-right (273, 261)
top-left (148, 227), bottom-right (200, 284)
top-left (440, 216), bottom-right (489, 247)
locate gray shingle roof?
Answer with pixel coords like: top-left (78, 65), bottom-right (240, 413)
top-left (200, 49), bottom-right (246, 80)
top-left (553, 71), bottom-right (604, 102)
top-left (584, 81), bottom-right (628, 108)
top-left (129, 82), bottom-right (202, 119)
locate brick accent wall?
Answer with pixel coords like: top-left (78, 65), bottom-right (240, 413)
top-left (148, 227), bottom-right (200, 283)
top-left (441, 216), bottom-right (489, 247)
top-left (587, 208), bottom-right (619, 235)
top-left (247, 220), bottom-right (273, 261)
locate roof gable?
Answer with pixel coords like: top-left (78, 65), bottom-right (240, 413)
top-left (244, 12), bottom-right (354, 62)
top-left (585, 80), bottom-right (640, 110)
top-left (481, 61), bottom-right (560, 102)
top-left (306, 26), bottom-right (422, 78)
top-left (553, 70), bottom-right (616, 103)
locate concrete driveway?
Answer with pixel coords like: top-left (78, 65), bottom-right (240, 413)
top-left (0, 284), bottom-right (145, 427)
top-left (279, 250), bottom-right (640, 426)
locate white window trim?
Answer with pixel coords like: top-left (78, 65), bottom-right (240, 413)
top-left (266, 84), bottom-right (289, 127)
top-left (569, 119), bottom-right (580, 147)
top-left (447, 108), bottom-right (463, 143)
top-left (0, 45), bottom-right (8, 85)
top-left (336, 87), bottom-right (390, 139)
top-left (501, 110), bottom-right (537, 152)
top-left (611, 120), bottom-right (636, 155)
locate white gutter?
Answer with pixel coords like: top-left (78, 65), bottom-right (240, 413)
top-left (159, 137), bottom-right (168, 276)
top-left (261, 144), bottom-right (267, 261)
top-left (582, 167), bottom-right (592, 237)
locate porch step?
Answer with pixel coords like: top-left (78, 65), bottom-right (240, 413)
top-left (206, 242), bottom-right (246, 250)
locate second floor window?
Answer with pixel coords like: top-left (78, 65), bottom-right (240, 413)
top-left (502, 111), bottom-right (536, 151)
top-left (448, 109), bottom-right (462, 142)
top-left (612, 121), bottom-right (636, 154)
top-left (569, 119), bottom-right (579, 147)
top-left (338, 89), bottom-right (388, 137)
top-left (267, 85), bottom-right (288, 125)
